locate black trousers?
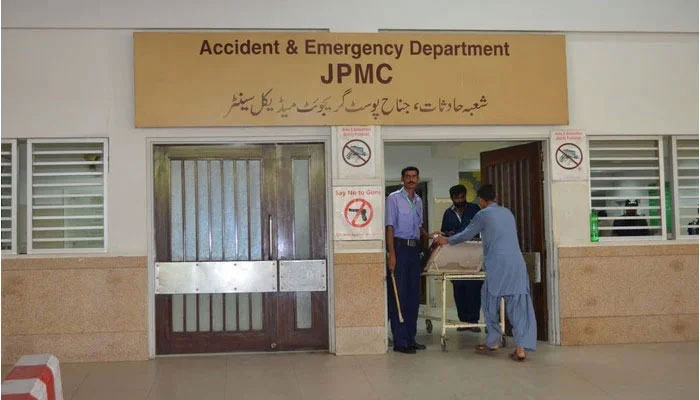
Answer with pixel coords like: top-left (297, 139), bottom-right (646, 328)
top-left (452, 280), bottom-right (483, 323)
top-left (387, 241), bottom-right (420, 348)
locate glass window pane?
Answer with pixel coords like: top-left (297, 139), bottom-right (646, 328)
top-left (293, 158), bottom-right (312, 329)
top-left (296, 292), bottom-right (312, 329)
top-left (238, 293), bottom-right (250, 331)
top-left (198, 293), bottom-right (211, 332)
top-left (211, 293), bottom-right (224, 332)
top-left (589, 139), bottom-right (663, 238)
top-left (249, 160), bottom-right (262, 261)
top-left (184, 161), bottom-right (197, 261)
top-left (224, 293), bottom-right (237, 331)
top-left (210, 161), bottom-right (223, 260)
top-left (236, 161), bottom-right (249, 260)
top-left (293, 159), bottom-right (310, 259)
top-left (196, 160), bottom-right (210, 260)
top-left (251, 292), bottom-right (263, 331)
top-left (170, 160), bottom-right (184, 261)
top-left (223, 161), bottom-right (236, 260)
top-left (172, 294), bottom-right (184, 332)
top-left (185, 294), bottom-right (197, 332)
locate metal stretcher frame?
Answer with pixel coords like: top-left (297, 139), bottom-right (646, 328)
top-left (421, 271), bottom-right (506, 351)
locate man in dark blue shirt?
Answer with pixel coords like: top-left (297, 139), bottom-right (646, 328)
top-left (440, 184), bottom-right (483, 332)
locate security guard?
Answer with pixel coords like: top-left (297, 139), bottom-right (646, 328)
top-left (386, 166), bottom-right (428, 354)
top-left (440, 184), bottom-right (482, 332)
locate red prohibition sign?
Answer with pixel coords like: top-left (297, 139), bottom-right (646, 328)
top-left (342, 139), bottom-right (372, 167)
top-left (556, 143), bottom-right (584, 170)
top-left (343, 198), bottom-right (374, 228)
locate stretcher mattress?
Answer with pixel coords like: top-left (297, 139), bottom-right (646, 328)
top-left (424, 240), bottom-right (483, 274)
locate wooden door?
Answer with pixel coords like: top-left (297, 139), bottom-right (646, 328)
top-left (154, 144), bottom-right (327, 354)
top-left (274, 144), bottom-right (328, 350)
top-left (480, 141), bottom-right (548, 341)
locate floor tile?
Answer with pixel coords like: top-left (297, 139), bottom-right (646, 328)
top-left (72, 360), bottom-right (156, 400)
top-left (2, 337), bottom-right (696, 400)
top-left (147, 356), bottom-right (227, 400)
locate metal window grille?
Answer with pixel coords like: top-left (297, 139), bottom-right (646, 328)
top-left (589, 137), bottom-right (666, 240)
top-left (1, 140), bottom-right (18, 253)
top-left (671, 136), bottom-right (699, 238)
top-left (27, 139), bottom-right (108, 253)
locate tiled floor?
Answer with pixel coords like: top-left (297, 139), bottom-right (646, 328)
top-left (3, 328), bottom-right (698, 400)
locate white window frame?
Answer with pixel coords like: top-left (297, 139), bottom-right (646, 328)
top-left (27, 138), bottom-right (109, 254)
top-left (671, 135), bottom-right (699, 240)
top-left (1, 139), bottom-right (18, 254)
top-left (588, 135), bottom-right (667, 241)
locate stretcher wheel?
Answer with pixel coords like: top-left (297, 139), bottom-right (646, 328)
top-left (500, 336), bottom-right (506, 347)
top-left (425, 319), bottom-right (433, 334)
top-left (440, 337), bottom-right (447, 352)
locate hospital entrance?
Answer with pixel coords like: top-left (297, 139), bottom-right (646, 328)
top-left (384, 140), bottom-right (550, 344)
top-left (152, 143), bottom-right (329, 354)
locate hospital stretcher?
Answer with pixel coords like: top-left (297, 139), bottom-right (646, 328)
top-left (419, 241), bottom-right (506, 352)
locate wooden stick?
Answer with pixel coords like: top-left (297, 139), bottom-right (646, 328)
top-left (391, 272), bottom-right (404, 323)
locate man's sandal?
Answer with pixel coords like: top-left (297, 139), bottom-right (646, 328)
top-left (475, 344), bottom-right (499, 353)
top-left (510, 350), bottom-right (526, 362)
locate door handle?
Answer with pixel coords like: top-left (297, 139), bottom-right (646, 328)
top-left (268, 214), bottom-right (273, 261)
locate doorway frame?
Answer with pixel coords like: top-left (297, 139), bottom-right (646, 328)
top-left (145, 131), bottom-right (335, 358)
top-left (381, 130), bottom-right (560, 345)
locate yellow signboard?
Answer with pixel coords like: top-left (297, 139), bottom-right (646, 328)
top-left (134, 32), bottom-right (568, 127)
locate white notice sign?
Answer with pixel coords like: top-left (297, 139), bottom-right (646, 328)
top-left (333, 186), bottom-right (383, 240)
top-left (551, 130), bottom-right (588, 181)
top-left (336, 126), bottom-right (378, 179)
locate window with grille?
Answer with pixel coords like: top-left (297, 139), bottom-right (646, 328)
top-left (672, 136), bottom-right (699, 238)
top-left (589, 137), bottom-right (666, 240)
top-left (1, 140), bottom-right (18, 253)
top-left (28, 139), bottom-right (108, 253)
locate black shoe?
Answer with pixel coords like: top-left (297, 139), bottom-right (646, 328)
top-left (409, 342), bottom-right (426, 350)
top-left (393, 346), bottom-right (416, 354)
top-left (456, 327), bottom-right (469, 332)
top-left (469, 327), bottom-right (481, 333)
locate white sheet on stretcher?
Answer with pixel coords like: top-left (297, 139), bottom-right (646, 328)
top-left (424, 241), bottom-right (483, 274)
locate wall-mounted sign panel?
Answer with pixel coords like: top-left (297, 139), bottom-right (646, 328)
top-left (551, 130), bottom-right (588, 181)
top-left (134, 32), bottom-right (568, 127)
top-left (334, 126), bottom-right (379, 179)
top-left (333, 186), bottom-right (384, 240)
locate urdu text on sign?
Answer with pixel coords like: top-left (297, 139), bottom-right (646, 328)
top-left (134, 32), bottom-right (568, 127)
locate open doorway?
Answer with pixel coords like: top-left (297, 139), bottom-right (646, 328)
top-left (384, 140), bottom-right (549, 342)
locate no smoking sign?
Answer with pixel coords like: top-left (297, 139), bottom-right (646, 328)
top-left (333, 186), bottom-right (383, 240)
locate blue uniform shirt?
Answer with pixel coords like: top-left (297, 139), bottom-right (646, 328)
top-left (385, 188), bottom-right (423, 239)
top-left (440, 203), bottom-right (481, 235)
top-left (448, 203), bottom-right (529, 296)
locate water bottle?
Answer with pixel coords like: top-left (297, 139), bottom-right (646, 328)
top-left (590, 210), bottom-right (599, 242)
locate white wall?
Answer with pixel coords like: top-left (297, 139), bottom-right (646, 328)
top-left (2, 0), bottom-right (697, 33)
top-left (384, 144), bottom-right (461, 232)
top-left (2, 29), bottom-right (697, 253)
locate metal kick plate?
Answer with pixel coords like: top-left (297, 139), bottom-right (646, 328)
top-left (155, 261), bottom-right (277, 294)
top-left (278, 260), bottom-right (327, 292)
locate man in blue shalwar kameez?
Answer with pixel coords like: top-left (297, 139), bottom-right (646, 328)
top-left (435, 184), bottom-right (536, 361)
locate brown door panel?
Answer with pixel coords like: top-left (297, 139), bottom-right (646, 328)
top-left (275, 144), bottom-right (328, 350)
top-left (154, 143), bottom-right (328, 354)
top-left (480, 141), bottom-right (547, 342)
